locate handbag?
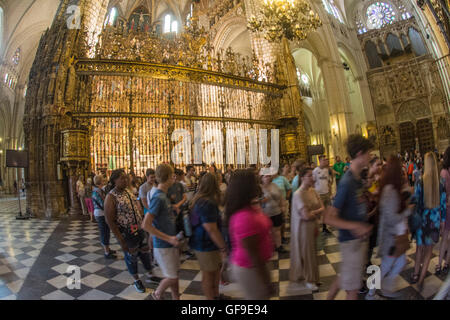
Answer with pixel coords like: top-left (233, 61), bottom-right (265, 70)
top-left (392, 233), bottom-right (410, 257)
top-left (120, 191), bottom-right (146, 249)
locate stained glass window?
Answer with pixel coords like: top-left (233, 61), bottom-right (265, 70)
top-left (12, 48), bottom-right (20, 65)
top-left (171, 21), bottom-right (178, 33)
top-left (366, 2), bottom-right (396, 29)
top-left (164, 15), bottom-right (171, 33)
top-left (163, 14), bottom-right (178, 33)
top-left (356, 19), bottom-right (367, 34)
top-left (322, 0), bottom-right (344, 23)
top-left (398, 4), bottom-right (412, 20)
top-left (296, 68), bottom-right (312, 98)
top-left (105, 7), bottom-right (118, 26)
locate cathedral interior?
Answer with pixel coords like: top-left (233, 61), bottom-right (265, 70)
top-left (0, 0), bottom-right (447, 217)
top-left (0, 0), bottom-right (448, 302)
top-left (0, 0), bottom-right (446, 216)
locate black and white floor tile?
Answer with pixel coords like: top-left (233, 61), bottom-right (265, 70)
top-left (0, 211), bottom-right (59, 300)
top-left (0, 198), bottom-right (449, 300)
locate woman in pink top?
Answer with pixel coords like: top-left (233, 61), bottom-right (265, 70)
top-left (437, 146), bottom-right (450, 275)
top-left (225, 169), bottom-right (274, 300)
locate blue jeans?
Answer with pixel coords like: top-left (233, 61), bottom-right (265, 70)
top-left (368, 254), bottom-right (406, 295)
top-left (123, 233), bottom-right (153, 276)
top-left (95, 216), bottom-right (110, 246)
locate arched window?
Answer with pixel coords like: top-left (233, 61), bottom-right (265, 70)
top-left (105, 7), bottom-right (118, 26)
top-left (296, 68), bottom-right (312, 98)
top-left (322, 0), bottom-right (344, 23)
top-left (171, 20), bottom-right (178, 33)
top-left (398, 3), bottom-right (412, 20)
top-left (164, 14), bottom-right (171, 33)
top-left (365, 41), bottom-right (383, 69)
top-left (356, 19), bottom-right (367, 34)
top-left (366, 2), bottom-right (396, 29)
top-left (401, 12), bottom-right (411, 20)
top-left (163, 14), bottom-right (178, 33)
top-left (386, 33), bottom-right (402, 54)
top-left (409, 28), bottom-right (427, 56)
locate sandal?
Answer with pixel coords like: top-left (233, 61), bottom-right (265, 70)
top-left (435, 264), bottom-right (442, 275)
top-left (417, 281), bottom-right (424, 292)
top-left (411, 273), bottom-right (419, 284)
top-left (150, 292), bottom-right (162, 300)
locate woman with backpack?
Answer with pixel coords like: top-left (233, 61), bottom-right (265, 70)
top-left (189, 173), bottom-right (227, 300)
top-left (437, 146), bottom-right (450, 275)
top-left (411, 152), bottom-right (446, 291)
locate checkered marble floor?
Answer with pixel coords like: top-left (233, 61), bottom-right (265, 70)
top-left (0, 197), bottom-right (26, 214)
top-left (0, 213), bottom-right (59, 300)
top-left (1, 212), bottom-right (448, 300)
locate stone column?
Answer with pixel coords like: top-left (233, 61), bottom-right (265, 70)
top-left (317, 58), bottom-right (352, 159)
top-left (65, 164), bottom-right (82, 215)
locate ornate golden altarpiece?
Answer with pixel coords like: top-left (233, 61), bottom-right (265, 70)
top-left (23, 1), bottom-right (308, 217)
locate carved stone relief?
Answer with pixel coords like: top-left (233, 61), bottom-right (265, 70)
top-left (396, 100), bottom-right (431, 123)
top-left (437, 117), bottom-right (450, 140)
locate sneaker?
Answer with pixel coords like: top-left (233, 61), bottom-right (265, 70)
top-left (133, 280), bottom-right (146, 293)
top-left (359, 286), bottom-right (368, 294)
top-left (365, 293), bottom-right (386, 300)
top-left (183, 250), bottom-right (194, 257)
top-left (380, 289), bottom-right (403, 299)
top-left (145, 274), bottom-right (162, 284)
top-left (104, 252), bottom-right (117, 259)
top-left (306, 282), bottom-right (319, 291)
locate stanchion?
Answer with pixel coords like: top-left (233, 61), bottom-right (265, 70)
top-left (15, 167), bottom-right (29, 220)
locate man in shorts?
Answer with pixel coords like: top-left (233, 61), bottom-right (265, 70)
top-left (324, 135), bottom-right (373, 300)
top-left (142, 164), bottom-right (181, 300)
top-left (313, 155), bottom-right (333, 234)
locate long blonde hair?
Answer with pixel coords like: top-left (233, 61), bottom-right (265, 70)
top-left (423, 152), bottom-right (440, 208)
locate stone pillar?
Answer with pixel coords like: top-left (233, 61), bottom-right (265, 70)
top-left (60, 128), bottom-right (89, 215)
top-left (65, 164), bottom-right (82, 215)
top-left (318, 58), bottom-right (351, 159)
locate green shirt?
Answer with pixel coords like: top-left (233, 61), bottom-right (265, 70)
top-left (333, 162), bottom-right (346, 180)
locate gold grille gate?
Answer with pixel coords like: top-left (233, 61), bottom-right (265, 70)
top-left (73, 59), bottom-right (283, 174)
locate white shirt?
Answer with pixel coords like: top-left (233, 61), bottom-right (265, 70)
top-left (312, 167), bottom-right (330, 195)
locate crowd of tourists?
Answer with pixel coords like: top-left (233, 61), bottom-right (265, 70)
top-left (73, 135), bottom-right (450, 300)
